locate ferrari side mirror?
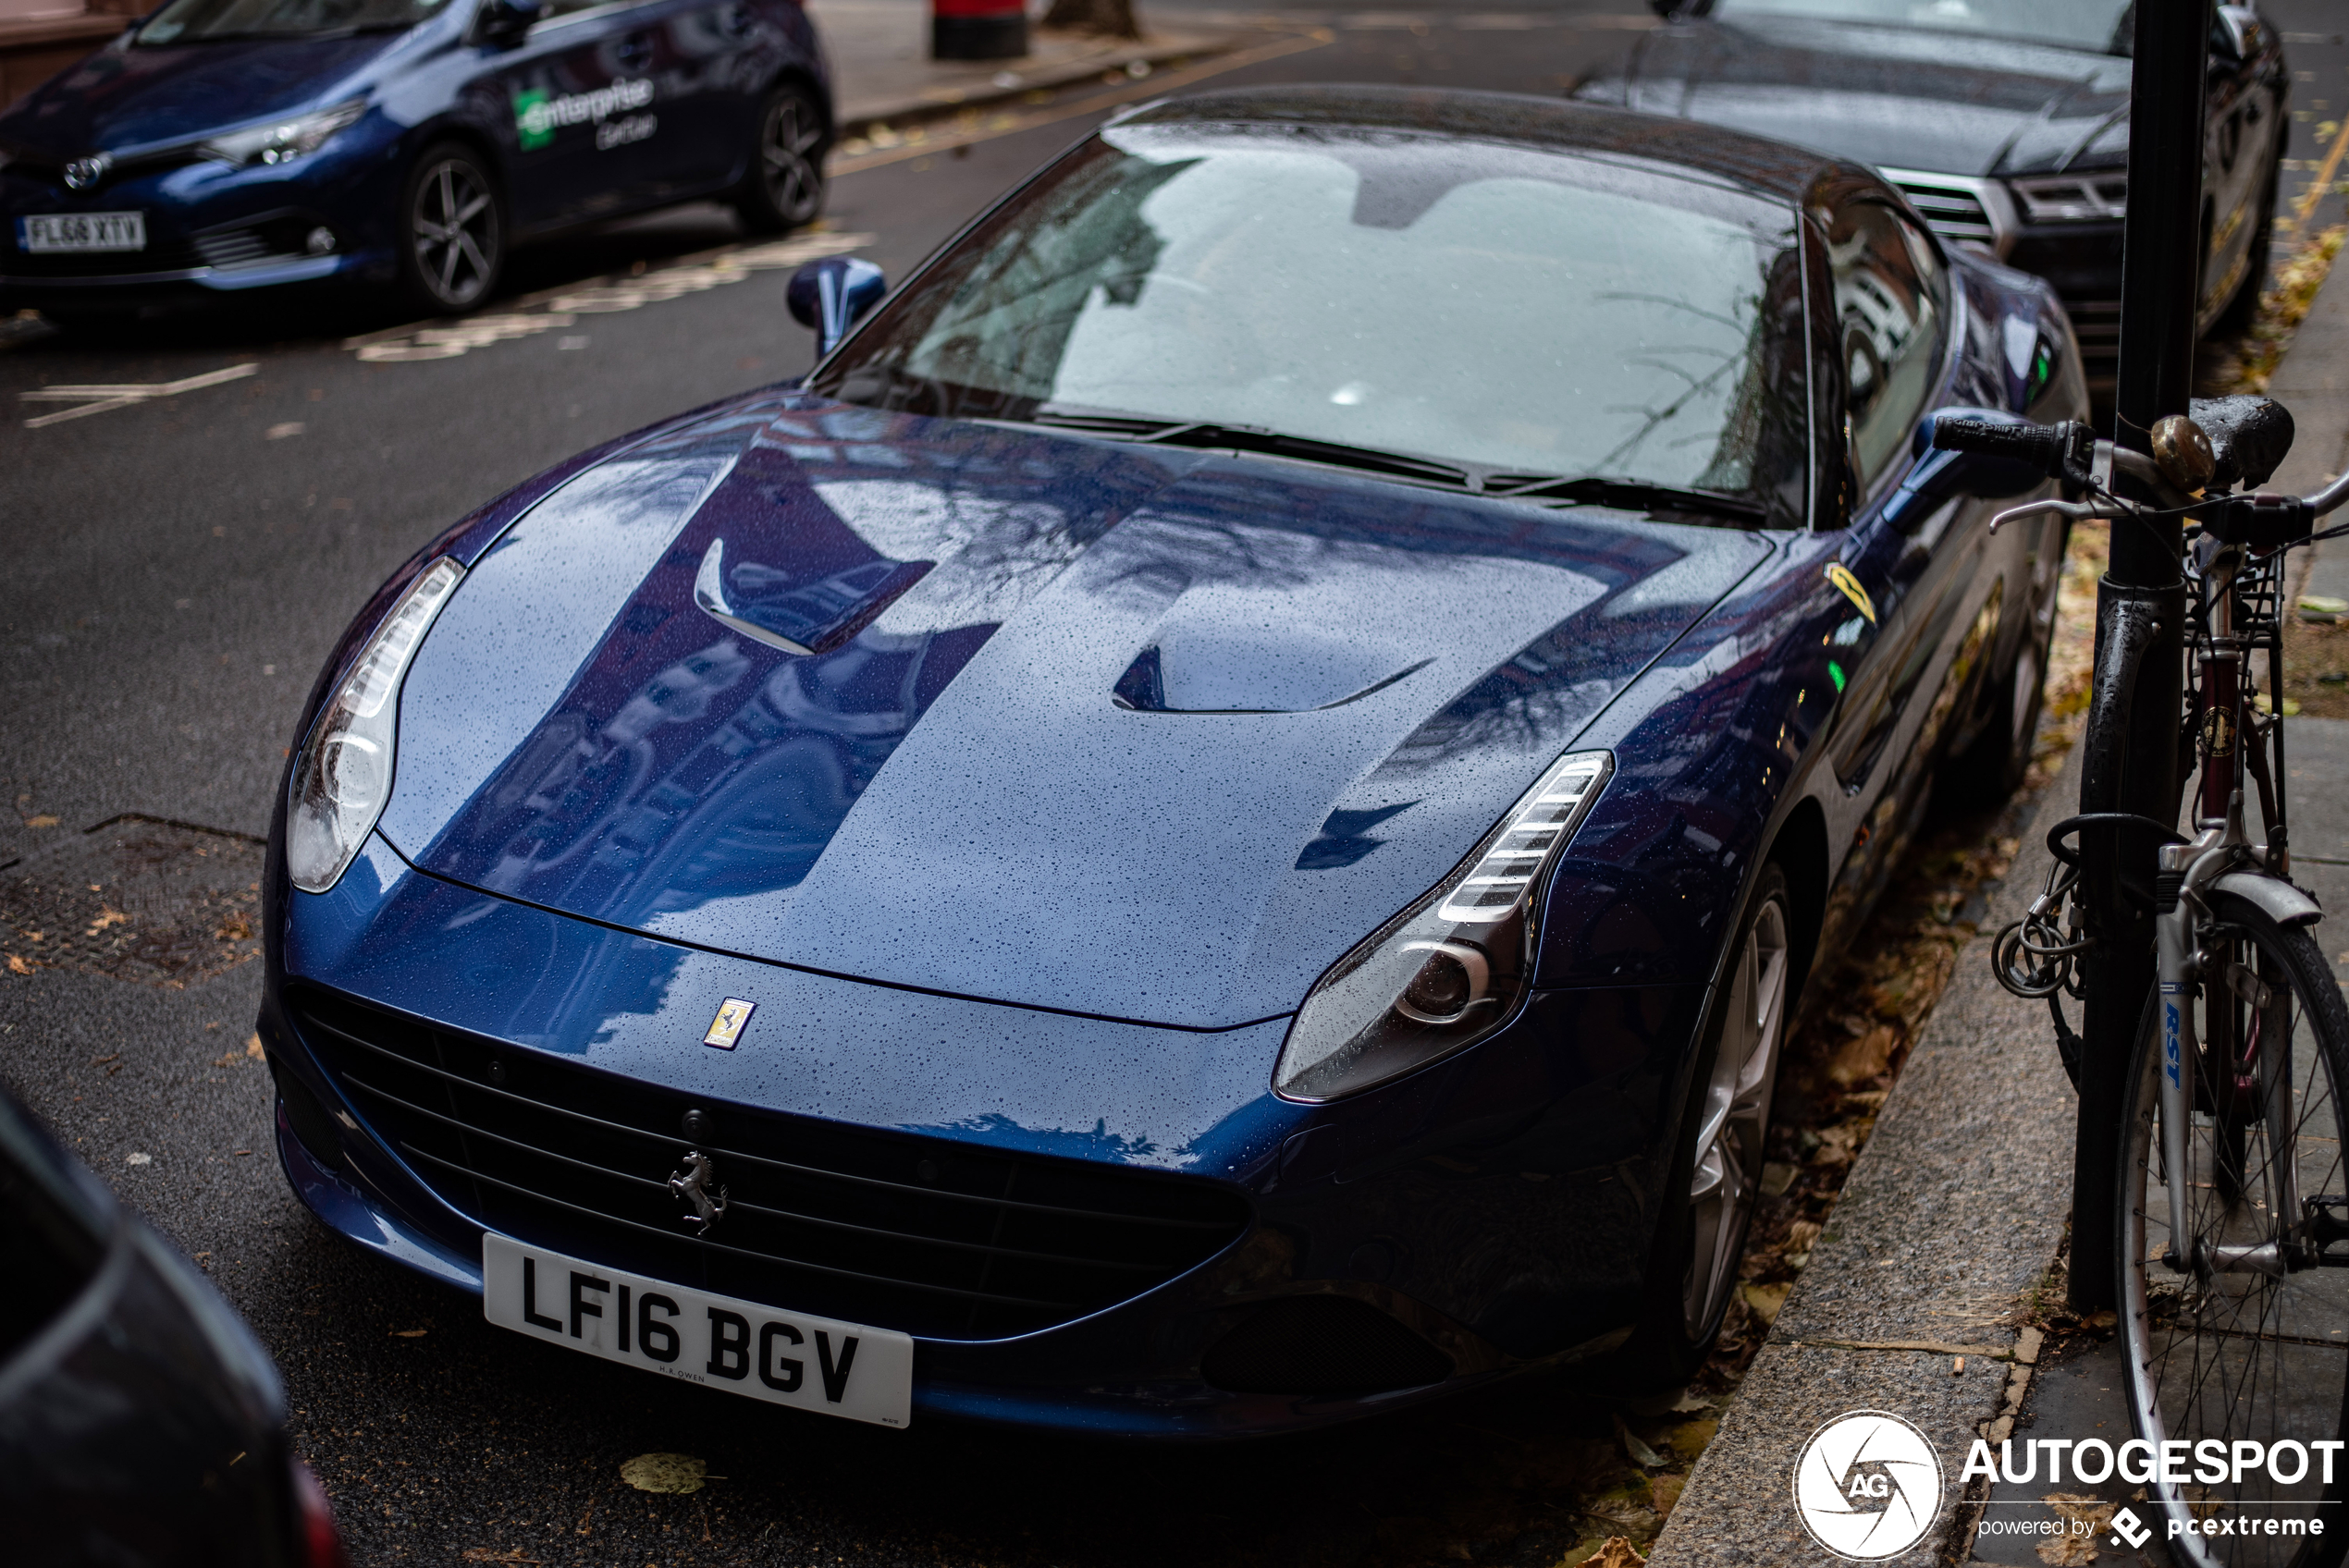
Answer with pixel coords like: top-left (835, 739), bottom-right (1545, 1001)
top-left (787, 257), bottom-right (888, 358)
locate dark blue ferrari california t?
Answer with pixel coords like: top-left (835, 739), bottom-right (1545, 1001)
top-left (0, 0), bottom-right (830, 323)
top-left (257, 85), bottom-right (2085, 1437)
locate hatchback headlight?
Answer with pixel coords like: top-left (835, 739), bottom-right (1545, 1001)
top-left (287, 557), bottom-right (463, 893)
top-left (1273, 751), bottom-right (1613, 1102)
top-left (200, 102), bottom-right (365, 167)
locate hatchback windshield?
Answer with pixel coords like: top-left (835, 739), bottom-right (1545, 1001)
top-left (813, 123), bottom-right (1810, 522)
top-left (139, 0), bottom-right (448, 44)
top-left (1711, 0), bottom-right (2134, 54)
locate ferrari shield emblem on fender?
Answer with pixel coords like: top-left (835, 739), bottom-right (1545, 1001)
top-left (702, 998), bottom-right (755, 1049)
top-left (1824, 562), bottom-right (1876, 625)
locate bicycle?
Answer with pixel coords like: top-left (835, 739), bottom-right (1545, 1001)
top-left (1965, 401), bottom-right (2349, 1565)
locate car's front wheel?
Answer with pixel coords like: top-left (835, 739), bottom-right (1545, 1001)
top-left (398, 143), bottom-right (504, 317)
top-left (1608, 863), bottom-right (1797, 1389)
top-left (735, 82), bottom-right (829, 235)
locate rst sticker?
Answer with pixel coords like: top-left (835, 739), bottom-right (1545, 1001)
top-left (482, 1233), bottom-right (912, 1427)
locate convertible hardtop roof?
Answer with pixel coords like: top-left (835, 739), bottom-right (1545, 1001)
top-left (1112, 84), bottom-right (1842, 206)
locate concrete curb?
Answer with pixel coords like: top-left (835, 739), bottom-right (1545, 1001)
top-left (1646, 785), bottom-right (2078, 1567)
top-left (809, 0), bottom-right (1245, 132)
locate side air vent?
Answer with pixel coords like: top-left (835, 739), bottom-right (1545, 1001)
top-left (2065, 300), bottom-right (2121, 389)
top-left (2011, 173), bottom-right (2129, 224)
top-left (1200, 1295), bottom-right (1455, 1394)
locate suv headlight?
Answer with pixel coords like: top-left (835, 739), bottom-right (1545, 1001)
top-left (287, 557), bottom-right (463, 893)
top-left (200, 102), bottom-right (365, 167)
top-left (1273, 750), bottom-right (1613, 1102)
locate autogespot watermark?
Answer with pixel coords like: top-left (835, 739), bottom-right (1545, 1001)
top-left (1793, 1411), bottom-right (1946, 1560)
top-left (1798, 1415), bottom-right (2342, 1557)
top-left (1963, 1437), bottom-right (2339, 1546)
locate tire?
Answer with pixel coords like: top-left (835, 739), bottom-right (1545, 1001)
top-left (398, 142), bottom-right (504, 317)
top-left (1607, 863), bottom-right (1798, 1389)
top-left (734, 81), bottom-right (829, 235)
top-left (1943, 534), bottom-right (2065, 811)
top-left (2116, 889), bottom-right (2349, 1565)
top-left (2214, 148), bottom-right (2281, 337)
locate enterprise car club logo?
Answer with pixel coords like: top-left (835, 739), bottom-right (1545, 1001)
top-left (512, 78), bottom-right (655, 152)
top-left (1793, 1411), bottom-right (1944, 1560)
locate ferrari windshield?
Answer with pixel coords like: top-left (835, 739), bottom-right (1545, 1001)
top-left (1710, 0), bottom-right (2134, 54)
top-left (813, 123), bottom-right (1811, 521)
top-left (138, 0), bottom-right (448, 43)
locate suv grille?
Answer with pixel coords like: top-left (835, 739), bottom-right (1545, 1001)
top-left (1890, 178), bottom-right (1999, 249)
top-left (2013, 173), bottom-right (2129, 224)
top-left (2065, 299), bottom-right (2121, 386)
top-left (289, 987), bottom-right (1253, 1341)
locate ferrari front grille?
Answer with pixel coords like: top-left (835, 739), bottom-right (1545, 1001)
top-left (287, 987), bottom-right (1252, 1341)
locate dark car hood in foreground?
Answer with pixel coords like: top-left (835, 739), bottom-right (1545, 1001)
top-left (1586, 18), bottom-right (2132, 176)
top-left (377, 394), bottom-right (1770, 1030)
top-left (0, 31), bottom-right (402, 155)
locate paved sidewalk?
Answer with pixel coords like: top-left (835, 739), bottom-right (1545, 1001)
top-left (807, 0), bottom-right (1241, 129)
top-left (1651, 262), bottom-right (2349, 1565)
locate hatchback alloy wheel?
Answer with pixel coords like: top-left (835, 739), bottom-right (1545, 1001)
top-left (1683, 887), bottom-right (1791, 1339)
top-left (738, 85), bottom-right (828, 233)
top-left (404, 148), bottom-right (501, 313)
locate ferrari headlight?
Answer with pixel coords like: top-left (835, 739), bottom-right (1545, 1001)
top-left (287, 557), bottom-right (463, 893)
top-left (200, 102), bottom-right (365, 167)
top-left (1273, 750), bottom-right (1613, 1102)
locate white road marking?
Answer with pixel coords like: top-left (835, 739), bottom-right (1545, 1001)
top-left (347, 232), bottom-right (877, 365)
top-left (19, 361), bottom-right (260, 428)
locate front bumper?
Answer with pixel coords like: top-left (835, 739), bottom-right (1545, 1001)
top-left (264, 832), bottom-right (1696, 1437)
top-left (0, 121), bottom-right (400, 311)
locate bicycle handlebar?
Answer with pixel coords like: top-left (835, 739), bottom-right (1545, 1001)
top-left (1933, 415), bottom-right (2094, 485)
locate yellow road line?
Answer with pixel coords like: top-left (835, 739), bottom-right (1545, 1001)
top-left (2295, 112), bottom-right (2349, 227)
top-left (827, 29), bottom-right (1337, 178)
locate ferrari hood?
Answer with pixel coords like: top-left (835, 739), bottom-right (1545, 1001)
top-left (1590, 18), bottom-right (2132, 178)
top-left (379, 396), bottom-right (1769, 1029)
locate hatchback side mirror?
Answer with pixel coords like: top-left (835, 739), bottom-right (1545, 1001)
top-left (787, 257), bottom-right (887, 358)
top-left (477, 0), bottom-right (539, 48)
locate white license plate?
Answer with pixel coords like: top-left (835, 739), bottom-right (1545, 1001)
top-left (18, 212), bottom-right (146, 253)
top-left (482, 1233), bottom-right (912, 1427)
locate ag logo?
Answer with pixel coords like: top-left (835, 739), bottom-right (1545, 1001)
top-left (1792, 1410), bottom-right (1944, 1560)
top-left (2202, 704), bottom-right (2237, 758)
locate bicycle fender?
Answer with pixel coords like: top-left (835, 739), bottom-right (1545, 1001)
top-left (2210, 871), bottom-right (2324, 927)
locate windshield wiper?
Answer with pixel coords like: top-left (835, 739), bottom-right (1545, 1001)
top-left (1024, 411), bottom-right (1767, 521)
top-left (1482, 473), bottom-right (1766, 522)
top-left (1026, 412), bottom-right (1474, 488)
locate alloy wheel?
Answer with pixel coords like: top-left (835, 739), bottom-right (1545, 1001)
top-left (410, 156), bottom-right (498, 310)
top-left (1684, 892), bottom-right (1791, 1339)
top-left (759, 92), bottom-right (826, 227)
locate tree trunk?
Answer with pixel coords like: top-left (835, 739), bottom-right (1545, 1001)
top-left (1040, 0), bottom-right (1139, 40)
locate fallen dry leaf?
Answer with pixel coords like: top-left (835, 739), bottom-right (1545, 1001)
top-left (620, 1452), bottom-right (708, 1494)
top-left (23, 815), bottom-right (58, 828)
top-left (1826, 1024), bottom-right (1896, 1085)
top-left (84, 907), bottom-right (129, 936)
top-left (245, 1033), bottom-right (264, 1060)
top-left (1666, 1415), bottom-right (1720, 1464)
top-left (1649, 1474), bottom-right (1684, 1519)
top-left (390, 1328), bottom-right (427, 1338)
top-left (2035, 1533), bottom-right (2098, 1565)
top-left (1584, 1539), bottom-right (1647, 1568)
top-left (6, 954), bottom-right (32, 975)
top-left (1739, 1281), bottom-right (1790, 1327)
top-left (2044, 1494), bottom-right (2117, 1535)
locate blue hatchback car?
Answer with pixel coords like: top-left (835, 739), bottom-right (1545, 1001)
top-left (0, 0), bottom-right (831, 322)
top-left (260, 87), bottom-right (2085, 1438)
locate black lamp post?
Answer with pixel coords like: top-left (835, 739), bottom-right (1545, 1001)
top-left (2070, 0), bottom-right (2209, 1312)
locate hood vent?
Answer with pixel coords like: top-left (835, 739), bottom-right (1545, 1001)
top-left (1112, 643), bottom-right (1429, 715)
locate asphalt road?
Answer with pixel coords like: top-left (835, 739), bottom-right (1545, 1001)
top-left (3, 6), bottom-right (2347, 1566)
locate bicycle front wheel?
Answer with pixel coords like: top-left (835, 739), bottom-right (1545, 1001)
top-left (2120, 889), bottom-right (2349, 1566)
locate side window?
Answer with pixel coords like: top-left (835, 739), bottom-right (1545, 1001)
top-left (1826, 200), bottom-right (1945, 490)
